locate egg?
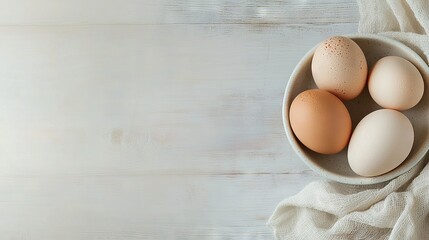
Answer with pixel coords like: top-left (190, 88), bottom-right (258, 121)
top-left (289, 89), bottom-right (352, 154)
top-left (368, 56), bottom-right (424, 110)
top-left (348, 109), bottom-right (414, 177)
top-left (311, 36), bottom-right (368, 100)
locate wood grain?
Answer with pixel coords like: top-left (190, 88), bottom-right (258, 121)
top-left (0, 0), bottom-right (359, 25)
top-left (0, 24), bottom-right (357, 176)
top-left (0, 1), bottom-right (360, 239)
top-left (0, 173), bottom-right (319, 239)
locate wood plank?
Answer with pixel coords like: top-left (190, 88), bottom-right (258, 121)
top-left (161, 0), bottom-right (359, 24)
top-left (0, 173), bottom-right (320, 239)
top-left (0, 0), bottom-right (359, 25)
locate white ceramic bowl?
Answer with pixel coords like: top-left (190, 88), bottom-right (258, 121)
top-left (283, 34), bottom-right (429, 185)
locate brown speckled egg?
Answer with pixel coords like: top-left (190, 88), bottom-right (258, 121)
top-left (289, 89), bottom-right (352, 154)
top-left (311, 36), bottom-right (368, 100)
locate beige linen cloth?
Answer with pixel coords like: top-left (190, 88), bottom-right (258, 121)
top-left (268, 1), bottom-right (429, 239)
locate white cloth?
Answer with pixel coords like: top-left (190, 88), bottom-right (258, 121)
top-left (268, 1), bottom-right (429, 239)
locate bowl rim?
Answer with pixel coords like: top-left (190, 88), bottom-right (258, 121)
top-left (283, 33), bottom-right (429, 185)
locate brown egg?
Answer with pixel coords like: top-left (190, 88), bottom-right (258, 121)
top-left (289, 89), bottom-right (352, 154)
top-left (311, 36), bottom-right (368, 100)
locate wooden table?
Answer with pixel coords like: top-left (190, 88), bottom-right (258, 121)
top-left (0, 1), bottom-right (359, 239)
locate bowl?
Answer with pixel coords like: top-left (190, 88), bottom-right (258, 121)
top-left (283, 34), bottom-right (429, 185)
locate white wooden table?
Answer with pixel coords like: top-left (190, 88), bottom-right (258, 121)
top-left (0, 1), bottom-right (359, 239)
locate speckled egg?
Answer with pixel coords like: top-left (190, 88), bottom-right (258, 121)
top-left (311, 36), bottom-right (368, 100)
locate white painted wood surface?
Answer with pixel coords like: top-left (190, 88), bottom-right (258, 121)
top-left (0, 1), bottom-right (359, 239)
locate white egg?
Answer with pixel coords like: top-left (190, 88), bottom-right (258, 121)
top-left (368, 56), bottom-right (424, 110)
top-left (348, 109), bottom-right (414, 177)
